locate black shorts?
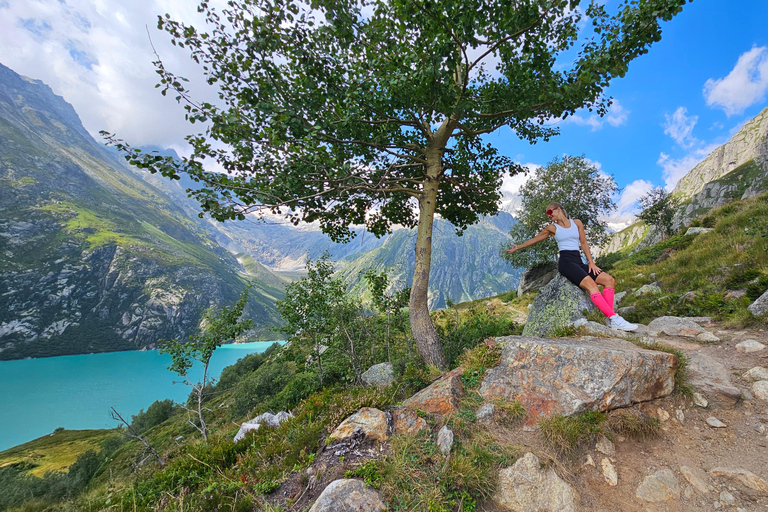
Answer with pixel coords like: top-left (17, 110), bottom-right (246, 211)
top-left (558, 250), bottom-right (600, 286)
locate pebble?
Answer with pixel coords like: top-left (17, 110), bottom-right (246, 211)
top-left (735, 340), bottom-right (766, 353)
top-left (675, 409), bottom-right (685, 423)
top-left (720, 490), bottom-right (736, 506)
top-left (584, 454), bottom-right (595, 467)
top-left (713, 500), bottom-right (722, 509)
top-left (657, 408), bottom-right (670, 421)
top-left (707, 417), bottom-right (727, 428)
top-left (602, 458), bottom-right (618, 486)
top-left (692, 392), bottom-right (709, 408)
top-left (755, 424), bottom-right (767, 434)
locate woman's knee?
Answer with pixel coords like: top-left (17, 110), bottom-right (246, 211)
top-left (597, 272), bottom-right (615, 288)
top-left (579, 277), bottom-right (599, 294)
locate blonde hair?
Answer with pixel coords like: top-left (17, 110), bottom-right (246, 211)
top-left (547, 202), bottom-right (568, 218)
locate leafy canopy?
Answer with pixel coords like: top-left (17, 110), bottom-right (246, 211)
top-left (502, 154), bottom-right (618, 268)
top-left (637, 186), bottom-right (679, 239)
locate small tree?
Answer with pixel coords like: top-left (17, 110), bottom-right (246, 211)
top-left (161, 289), bottom-right (253, 441)
top-left (363, 267), bottom-right (412, 362)
top-left (104, 0), bottom-right (690, 369)
top-left (637, 187), bottom-right (678, 239)
top-left (502, 155), bottom-right (618, 268)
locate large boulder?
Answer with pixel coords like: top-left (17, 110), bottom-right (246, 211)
top-left (494, 452), bottom-right (579, 511)
top-left (517, 262), bottom-right (558, 295)
top-left (403, 367), bottom-right (464, 417)
top-left (748, 289), bottom-right (768, 317)
top-left (329, 407), bottom-right (389, 443)
top-left (480, 336), bottom-right (677, 423)
top-left (308, 479), bottom-right (387, 512)
top-left (522, 274), bottom-right (597, 337)
top-left (646, 316), bottom-right (707, 337)
top-left (361, 362), bottom-right (395, 388)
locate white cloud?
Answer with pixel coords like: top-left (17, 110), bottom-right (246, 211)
top-left (703, 46), bottom-right (768, 116)
top-left (599, 179), bottom-right (654, 232)
top-left (657, 145), bottom-right (717, 190)
top-left (663, 107), bottom-right (699, 148)
top-left (498, 163), bottom-right (539, 215)
top-left (0, 0), bottom-right (226, 147)
top-left (559, 99), bottom-right (629, 131)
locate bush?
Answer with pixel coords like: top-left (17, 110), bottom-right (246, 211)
top-left (131, 399), bottom-right (175, 434)
top-left (231, 361), bottom-right (295, 417)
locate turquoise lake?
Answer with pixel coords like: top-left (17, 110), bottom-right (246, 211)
top-left (0, 342), bottom-right (281, 452)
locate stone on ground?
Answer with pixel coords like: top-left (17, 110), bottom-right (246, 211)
top-left (692, 391), bottom-right (709, 408)
top-left (696, 331), bottom-right (720, 342)
top-left (709, 467), bottom-right (768, 495)
top-left (391, 407), bottom-right (429, 436)
top-left (680, 465), bottom-right (710, 494)
top-left (706, 417), bottom-right (727, 428)
top-left (748, 288), bottom-right (768, 316)
top-left (634, 284), bottom-right (662, 296)
top-left (601, 458), bottom-right (618, 486)
top-left (521, 274), bottom-right (596, 337)
top-left (686, 352), bottom-right (741, 403)
top-left (494, 452), bottom-right (579, 512)
top-left (736, 339), bottom-right (766, 353)
top-left (403, 367), bottom-right (464, 417)
top-left (476, 402), bottom-right (495, 420)
top-left (595, 435), bottom-right (615, 456)
top-left (436, 425), bottom-right (454, 455)
top-left (361, 362), bottom-right (395, 388)
top-left (635, 468), bottom-right (681, 502)
top-left (308, 479), bottom-right (387, 512)
top-left (234, 411), bottom-right (293, 442)
top-left (479, 336), bottom-right (677, 423)
top-left (329, 407), bottom-right (389, 443)
top-left (753, 380), bottom-right (768, 400)
top-left (646, 316), bottom-right (707, 337)
top-left (743, 367), bottom-right (768, 381)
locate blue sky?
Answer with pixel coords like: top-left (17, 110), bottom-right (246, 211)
top-left (1, 0), bottom-right (767, 229)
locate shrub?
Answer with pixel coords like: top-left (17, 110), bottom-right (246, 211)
top-left (131, 399), bottom-right (175, 434)
top-left (231, 362), bottom-right (296, 418)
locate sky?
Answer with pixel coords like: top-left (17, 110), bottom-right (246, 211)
top-left (1, 0), bottom-right (767, 230)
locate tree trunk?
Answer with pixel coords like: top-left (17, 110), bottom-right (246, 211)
top-left (409, 156), bottom-right (447, 369)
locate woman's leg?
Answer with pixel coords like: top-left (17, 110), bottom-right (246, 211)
top-left (595, 272), bottom-right (616, 309)
top-left (579, 276), bottom-right (615, 318)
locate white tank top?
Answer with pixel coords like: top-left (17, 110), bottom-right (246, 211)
top-left (554, 221), bottom-right (580, 251)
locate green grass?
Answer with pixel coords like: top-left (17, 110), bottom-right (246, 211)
top-left (539, 411), bottom-right (607, 458)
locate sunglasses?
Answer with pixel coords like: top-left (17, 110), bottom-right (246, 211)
top-left (546, 206), bottom-right (560, 216)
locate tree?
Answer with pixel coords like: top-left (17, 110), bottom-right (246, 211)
top-left (637, 186), bottom-right (678, 239)
top-left (104, 0), bottom-right (690, 368)
top-left (502, 155), bottom-right (618, 268)
top-left (161, 289), bottom-right (253, 441)
top-left (363, 267), bottom-right (412, 362)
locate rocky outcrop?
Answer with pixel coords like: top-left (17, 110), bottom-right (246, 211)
top-left (494, 452), bottom-right (580, 512)
top-left (748, 288), bottom-right (768, 317)
top-left (479, 336), bottom-right (677, 423)
top-left (522, 274), bottom-right (596, 337)
top-left (329, 408), bottom-right (389, 443)
top-left (234, 411), bottom-right (293, 442)
top-left (402, 367), bottom-right (464, 417)
top-left (308, 479), bottom-right (387, 512)
top-left (517, 261), bottom-right (558, 295)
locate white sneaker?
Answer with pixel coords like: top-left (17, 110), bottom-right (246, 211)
top-left (610, 314), bottom-right (638, 332)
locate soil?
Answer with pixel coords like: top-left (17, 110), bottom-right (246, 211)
top-left (265, 322), bottom-right (768, 512)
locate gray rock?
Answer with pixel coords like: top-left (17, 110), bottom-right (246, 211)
top-left (495, 452), bottom-right (580, 512)
top-left (686, 352), bottom-right (741, 403)
top-left (476, 402), bottom-right (496, 420)
top-left (646, 316), bottom-right (707, 337)
top-left (614, 291), bottom-right (627, 306)
top-left (736, 339), bottom-right (765, 353)
top-left (753, 381), bottom-right (768, 401)
top-left (308, 479), bottom-right (387, 512)
top-left (706, 417), bottom-right (727, 428)
top-left (636, 468), bottom-right (681, 502)
top-left (675, 409), bottom-right (685, 423)
top-left (480, 336), bottom-right (677, 423)
top-left (743, 367), bottom-right (768, 381)
top-left (595, 435), bottom-right (615, 456)
top-left (686, 227), bottom-right (714, 235)
top-left (437, 425), bottom-right (454, 455)
top-left (709, 467), bottom-right (768, 495)
top-left (635, 284), bottom-right (662, 296)
top-left (618, 306), bottom-right (636, 316)
top-left (517, 261), bottom-right (558, 295)
top-left (692, 392), bottom-right (709, 408)
top-left (522, 274), bottom-right (596, 337)
top-left (748, 288), bottom-right (768, 317)
top-left (680, 465), bottom-right (710, 494)
top-left (601, 458), bottom-right (618, 486)
top-left (361, 362), bottom-right (395, 388)
top-left (234, 411), bottom-right (293, 442)
top-left (696, 331), bottom-right (720, 343)
top-left (719, 490), bottom-right (736, 505)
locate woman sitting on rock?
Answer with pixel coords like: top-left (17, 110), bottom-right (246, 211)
top-left (506, 201), bottom-right (637, 332)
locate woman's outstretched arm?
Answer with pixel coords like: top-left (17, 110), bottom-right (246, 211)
top-left (506, 225), bottom-right (555, 253)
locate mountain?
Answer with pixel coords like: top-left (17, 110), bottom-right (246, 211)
top-left (0, 63), bottom-right (284, 360)
top-left (600, 106), bottom-right (768, 255)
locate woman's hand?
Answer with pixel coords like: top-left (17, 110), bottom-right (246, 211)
top-left (506, 245), bottom-right (519, 254)
top-left (588, 262), bottom-right (602, 275)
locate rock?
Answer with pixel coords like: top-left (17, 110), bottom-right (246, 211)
top-left (329, 407), bottom-right (389, 443)
top-left (706, 417), bottom-right (727, 428)
top-left (675, 409), bottom-right (685, 423)
top-left (614, 291), bottom-right (627, 306)
top-left (719, 490), bottom-right (736, 505)
top-left (687, 316), bottom-right (713, 325)
top-left (748, 288), bottom-right (768, 317)
top-left (361, 363), bottom-right (395, 388)
top-left (436, 425), bottom-right (454, 455)
top-left (646, 316), bottom-right (707, 337)
top-left (692, 392), bottom-right (709, 408)
top-left (517, 261), bottom-right (558, 295)
top-left (601, 458), bottom-right (618, 486)
top-left (686, 227), bottom-right (714, 235)
top-left (308, 479), bottom-right (387, 512)
top-left (726, 289), bottom-right (747, 299)
top-left (494, 452), bottom-right (580, 512)
top-left (657, 408), bottom-right (670, 422)
top-left (736, 340), bottom-right (766, 353)
top-left (584, 454), bottom-right (595, 467)
top-left (522, 274), bottom-right (597, 337)
top-left (743, 367), bottom-right (768, 381)
top-left (753, 381), bottom-right (768, 401)
top-left (635, 284), bottom-right (662, 296)
top-left (480, 336), bottom-right (677, 423)
top-left (686, 352), bottom-right (741, 403)
top-left (403, 367), bottom-right (464, 417)
top-left (234, 411), bottom-right (293, 442)
top-left (709, 467), bottom-right (768, 495)
top-left (617, 306), bottom-right (636, 316)
top-left (595, 435), bottom-right (615, 456)
top-left (696, 331), bottom-right (720, 343)
top-left (680, 465), bottom-right (710, 494)
top-left (476, 402), bottom-right (495, 421)
top-left (391, 407), bottom-right (429, 436)
top-left (635, 468), bottom-right (681, 502)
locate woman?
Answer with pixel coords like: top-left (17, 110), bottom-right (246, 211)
top-left (506, 202), bottom-right (637, 332)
